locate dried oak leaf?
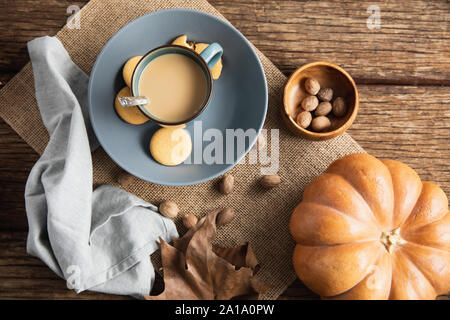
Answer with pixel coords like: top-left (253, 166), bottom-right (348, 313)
top-left (145, 209), bottom-right (269, 300)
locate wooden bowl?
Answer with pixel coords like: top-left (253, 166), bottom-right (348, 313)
top-left (282, 61), bottom-right (359, 140)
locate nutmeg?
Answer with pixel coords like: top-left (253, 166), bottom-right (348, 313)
top-left (296, 111), bottom-right (312, 128)
top-left (314, 102), bottom-right (332, 116)
top-left (159, 200), bottom-right (179, 219)
top-left (216, 207), bottom-right (235, 226)
top-left (260, 174), bottom-right (281, 188)
top-left (300, 95), bottom-right (319, 112)
top-left (304, 78), bottom-right (320, 95)
top-left (317, 88), bottom-right (333, 102)
top-left (311, 116), bottom-right (331, 132)
top-left (182, 213), bottom-right (198, 229)
top-left (333, 97), bottom-right (347, 117)
top-left (117, 171), bottom-right (134, 186)
top-left (219, 174), bottom-right (234, 195)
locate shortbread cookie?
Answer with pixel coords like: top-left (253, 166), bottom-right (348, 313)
top-left (171, 35), bottom-right (223, 80)
top-left (122, 56), bottom-right (143, 87)
top-left (150, 127), bottom-right (192, 166)
top-left (114, 87), bottom-right (149, 125)
top-left (171, 35), bottom-right (194, 49)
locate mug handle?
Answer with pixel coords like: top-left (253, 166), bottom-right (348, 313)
top-left (199, 43), bottom-right (223, 70)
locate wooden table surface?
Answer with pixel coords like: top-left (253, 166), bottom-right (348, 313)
top-left (0, 0), bottom-right (448, 300)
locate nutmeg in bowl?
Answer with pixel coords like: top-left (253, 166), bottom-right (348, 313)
top-left (281, 61), bottom-right (359, 140)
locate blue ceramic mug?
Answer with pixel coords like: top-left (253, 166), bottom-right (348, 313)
top-left (131, 43), bottom-right (223, 126)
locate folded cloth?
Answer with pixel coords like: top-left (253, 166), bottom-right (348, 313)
top-left (24, 36), bottom-right (178, 298)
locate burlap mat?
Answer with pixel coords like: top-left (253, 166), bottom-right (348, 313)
top-left (0, 0), bottom-right (364, 299)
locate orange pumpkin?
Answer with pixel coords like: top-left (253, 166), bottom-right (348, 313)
top-left (290, 153), bottom-right (450, 299)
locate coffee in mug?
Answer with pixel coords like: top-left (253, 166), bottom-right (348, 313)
top-left (131, 43), bottom-right (223, 126)
top-left (138, 53), bottom-right (207, 123)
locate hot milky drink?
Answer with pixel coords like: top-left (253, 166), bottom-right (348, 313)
top-left (138, 53), bottom-right (208, 123)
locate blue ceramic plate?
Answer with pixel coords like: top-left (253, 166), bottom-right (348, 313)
top-left (88, 9), bottom-right (267, 186)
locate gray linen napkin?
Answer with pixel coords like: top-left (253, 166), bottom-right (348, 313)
top-left (24, 36), bottom-right (178, 298)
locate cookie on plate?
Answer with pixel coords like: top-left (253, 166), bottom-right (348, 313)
top-left (122, 56), bottom-right (143, 87)
top-left (114, 86), bottom-right (149, 125)
top-left (150, 127), bottom-right (192, 166)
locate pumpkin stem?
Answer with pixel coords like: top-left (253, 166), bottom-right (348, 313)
top-left (380, 228), bottom-right (406, 253)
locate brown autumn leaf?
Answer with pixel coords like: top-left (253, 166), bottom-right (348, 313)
top-left (145, 209), bottom-right (269, 300)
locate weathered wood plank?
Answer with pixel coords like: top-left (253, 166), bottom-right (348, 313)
top-left (0, 124), bottom-right (36, 232)
top-left (349, 85), bottom-right (450, 193)
top-left (212, 0), bottom-right (450, 84)
top-left (0, 0), bottom-right (87, 73)
top-left (0, 0), bottom-right (449, 85)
